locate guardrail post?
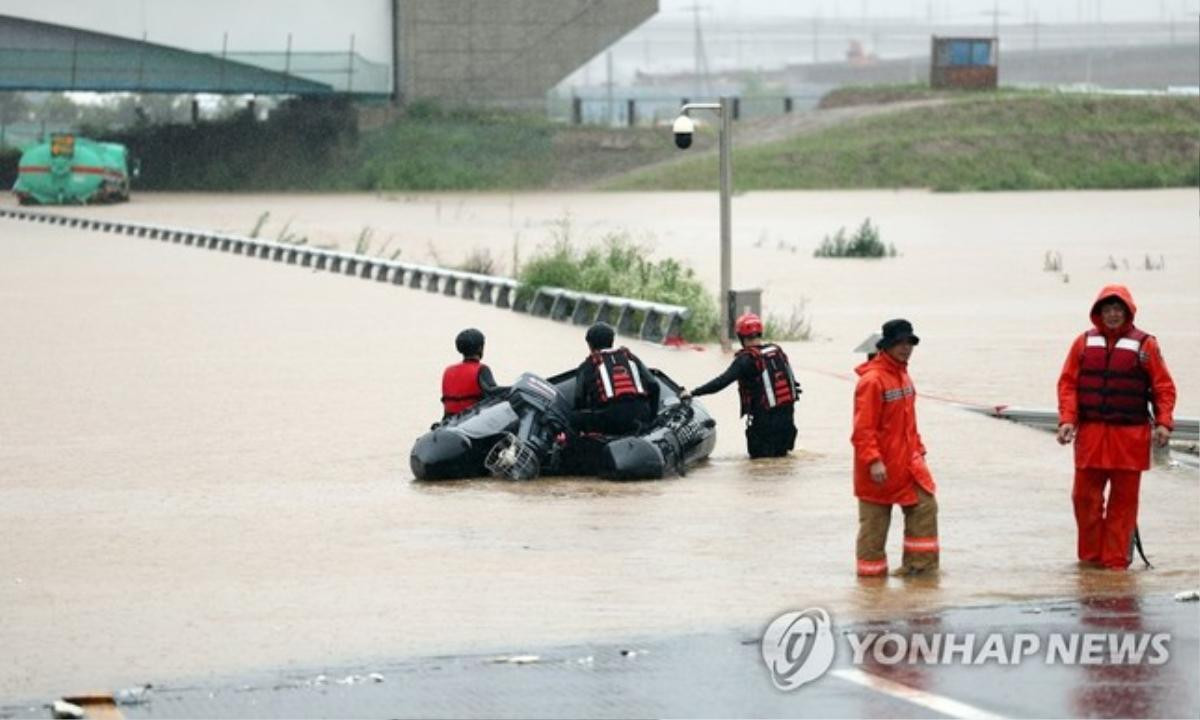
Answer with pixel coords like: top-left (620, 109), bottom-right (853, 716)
top-left (550, 294), bottom-right (573, 321)
top-left (616, 304), bottom-right (638, 336)
top-left (529, 290), bottom-right (551, 316)
top-left (665, 313), bottom-right (685, 341)
top-left (571, 297), bottom-right (596, 325)
top-left (640, 309), bottom-right (663, 342)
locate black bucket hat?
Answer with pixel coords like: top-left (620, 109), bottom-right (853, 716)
top-left (875, 319), bottom-right (920, 350)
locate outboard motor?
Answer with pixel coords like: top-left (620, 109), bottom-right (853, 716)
top-left (483, 373), bottom-right (572, 480)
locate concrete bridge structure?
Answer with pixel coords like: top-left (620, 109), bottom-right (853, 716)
top-left (1, 1), bottom-right (658, 103)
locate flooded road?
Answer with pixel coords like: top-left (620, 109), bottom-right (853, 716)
top-left (1, 190), bottom-right (1196, 700)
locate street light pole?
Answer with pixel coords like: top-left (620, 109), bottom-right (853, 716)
top-left (717, 96), bottom-right (732, 352)
top-left (675, 97), bottom-right (734, 350)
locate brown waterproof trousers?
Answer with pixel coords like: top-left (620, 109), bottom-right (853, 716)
top-left (856, 485), bottom-right (939, 576)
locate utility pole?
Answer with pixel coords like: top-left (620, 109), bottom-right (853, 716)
top-left (673, 100), bottom-right (734, 350)
top-left (605, 51), bottom-right (614, 126)
top-left (684, 4), bottom-right (711, 98)
top-left (982, 2), bottom-right (1009, 39)
top-left (811, 13), bottom-right (820, 63)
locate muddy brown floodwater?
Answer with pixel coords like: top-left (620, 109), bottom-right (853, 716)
top-left (1, 190), bottom-right (1196, 700)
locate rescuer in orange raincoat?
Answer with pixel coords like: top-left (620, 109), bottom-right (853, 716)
top-left (851, 319), bottom-right (939, 577)
top-left (1056, 285), bottom-right (1176, 570)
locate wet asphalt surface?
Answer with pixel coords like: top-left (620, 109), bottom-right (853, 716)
top-left (3, 593), bottom-right (1195, 719)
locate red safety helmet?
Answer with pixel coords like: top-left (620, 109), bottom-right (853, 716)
top-left (735, 312), bottom-right (763, 338)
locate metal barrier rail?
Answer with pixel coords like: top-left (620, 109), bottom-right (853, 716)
top-left (0, 208), bottom-right (690, 343)
top-left (964, 405), bottom-right (1200, 443)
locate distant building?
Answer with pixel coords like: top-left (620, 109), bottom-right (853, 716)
top-left (930, 36), bottom-right (998, 89)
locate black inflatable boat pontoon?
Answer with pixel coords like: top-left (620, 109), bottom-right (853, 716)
top-left (410, 368), bottom-right (717, 481)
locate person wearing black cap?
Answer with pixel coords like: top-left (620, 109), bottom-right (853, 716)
top-left (851, 319), bottom-right (939, 577)
top-left (440, 328), bottom-right (497, 419)
top-left (573, 322), bottom-right (659, 435)
top-left (679, 312), bottom-right (800, 458)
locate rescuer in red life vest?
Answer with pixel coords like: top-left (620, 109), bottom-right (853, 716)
top-left (680, 312), bottom-right (800, 458)
top-left (572, 322), bottom-right (660, 435)
top-left (440, 328), bottom-right (498, 419)
top-left (1056, 285), bottom-right (1176, 570)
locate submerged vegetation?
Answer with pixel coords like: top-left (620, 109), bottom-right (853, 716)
top-left (814, 219), bottom-right (895, 258)
top-left (516, 220), bottom-right (719, 342)
top-left (765, 299), bottom-right (814, 341)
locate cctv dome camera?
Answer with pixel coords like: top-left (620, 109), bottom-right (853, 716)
top-left (673, 115), bottom-right (695, 149)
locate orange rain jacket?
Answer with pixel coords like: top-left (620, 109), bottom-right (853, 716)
top-left (852, 351), bottom-right (937, 506)
top-left (1057, 284), bottom-right (1176, 471)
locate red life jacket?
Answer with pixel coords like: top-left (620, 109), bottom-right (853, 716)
top-left (441, 360), bottom-right (485, 416)
top-left (737, 343), bottom-right (797, 415)
top-left (1077, 328), bottom-right (1151, 425)
top-left (590, 347), bottom-right (648, 404)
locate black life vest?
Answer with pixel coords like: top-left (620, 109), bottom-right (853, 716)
top-left (590, 347), bottom-right (648, 404)
top-left (736, 343), bottom-right (797, 415)
top-left (441, 360), bottom-right (484, 415)
top-left (1077, 328), bottom-right (1151, 425)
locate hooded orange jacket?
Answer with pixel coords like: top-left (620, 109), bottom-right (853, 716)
top-left (1057, 284), bottom-right (1176, 471)
top-left (852, 351), bottom-right (937, 506)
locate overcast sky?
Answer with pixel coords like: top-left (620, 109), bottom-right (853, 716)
top-left (0, 0), bottom-right (393, 60)
top-left (0, 0), bottom-right (1195, 64)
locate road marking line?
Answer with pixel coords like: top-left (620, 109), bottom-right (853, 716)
top-left (830, 668), bottom-right (1005, 720)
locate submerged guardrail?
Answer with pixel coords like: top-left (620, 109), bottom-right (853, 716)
top-left (964, 405), bottom-right (1199, 443)
top-left (964, 404), bottom-right (1199, 469)
top-left (0, 208), bottom-right (689, 343)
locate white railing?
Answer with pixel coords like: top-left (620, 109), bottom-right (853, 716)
top-left (0, 208), bottom-right (690, 343)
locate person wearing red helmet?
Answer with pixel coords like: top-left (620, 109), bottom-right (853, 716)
top-left (440, 328), bottom-right (497, 419)
top-left (1056, 285), bottom-right (1176, 570)
top-left (680, 312), bottom-right (800, 458)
